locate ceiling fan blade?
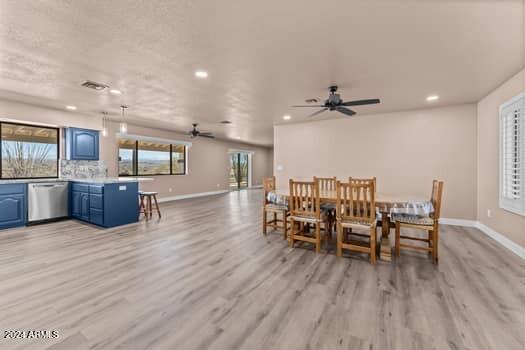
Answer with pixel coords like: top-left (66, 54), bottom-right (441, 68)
top-left (198, 134), bottom-right (215, 138)
top-left (341, 98), bottom-right (380, 106)
top-left (336, 107), bottom-right (356, 116)
top-left (307, 108), bottom-right (328, 118)
top-left (292, 105), bottom-right (324, 108)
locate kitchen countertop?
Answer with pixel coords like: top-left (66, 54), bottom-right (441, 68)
top-left (0, 177), bottom-right (154, 185)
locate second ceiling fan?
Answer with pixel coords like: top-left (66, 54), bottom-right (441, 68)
top-left (293, 85), bottom-right (380, 117)
top-left (188, 123), bottom-right (215, 138)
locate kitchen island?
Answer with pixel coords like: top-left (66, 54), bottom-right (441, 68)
top-left (0, 178), bottom-right (152, 230)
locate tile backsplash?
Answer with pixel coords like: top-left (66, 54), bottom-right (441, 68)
top-left (60, 160), bottom-right (108, 179)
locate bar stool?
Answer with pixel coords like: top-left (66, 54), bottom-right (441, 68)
top-left (139, 191), bottom-right (161, 220)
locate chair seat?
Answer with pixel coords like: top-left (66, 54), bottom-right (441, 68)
top-left (264, 203), bottom-right (288, 211)
top-left (340, 219), bottom-right (376, 230)
top-left (392, 213), bottom-right (434, 226)
top-left (139, 191), bottom-right (158, 196)
top-left (290, 213), bottom-right (326, 223)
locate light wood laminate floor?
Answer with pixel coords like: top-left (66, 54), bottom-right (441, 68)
top-left (0, 189), bottom-right (524, 350)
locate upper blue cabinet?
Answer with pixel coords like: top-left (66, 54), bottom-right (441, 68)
top-left (65, 128), bottom-right (100, 160)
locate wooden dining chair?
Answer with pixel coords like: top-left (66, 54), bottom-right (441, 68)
top-left (394, 180), bottom-right (444, 264)
top-left (262, 176), bottom-right (289, 239)
top-left (288, 179), bottom-right (328, 253)
top-left (336, 178), bottom-right (377, 264)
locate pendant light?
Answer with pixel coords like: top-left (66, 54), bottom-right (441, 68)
top-left (120, 105), bottom-right (128, 134)
top-left (101, 111), bottom-right (108, 137)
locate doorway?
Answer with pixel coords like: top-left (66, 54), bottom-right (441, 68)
top-left (229, 152), bottom-right (250, 190)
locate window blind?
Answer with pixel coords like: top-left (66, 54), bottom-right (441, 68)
top-left (500, 93), bottom-right (525, 215)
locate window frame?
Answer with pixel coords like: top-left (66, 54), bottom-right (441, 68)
top-left (118, 139), bottom-right (187, 177)
top-left (499, 92), bottom-right (525, 216)
top-left (0, 121), bottom-right (60, 180)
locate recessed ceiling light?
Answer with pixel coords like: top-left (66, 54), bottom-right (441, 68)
top-left (195, 70), bottom-right (208, 79)
top-left (236, 136), bottom-right (241, 139)
top-left (66, 105), bottom-right (77, 110)
top-left (283, 115), bottom-right (291, 120)
top-left (109, 89), bottom-right (122, 95)
top-left (426, 95), bottom-right (439, 102)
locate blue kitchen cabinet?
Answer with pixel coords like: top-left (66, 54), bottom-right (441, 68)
top-left (71, 188), bottom-right (89, 221)
top-left (70, 182), bottom-right (139, 227)
top-left (71, 191), bottom-right (81, 217)
top-left (0, 184), bottom-right (27, 229)
top-left (65, 128), bottom-right (99, 160)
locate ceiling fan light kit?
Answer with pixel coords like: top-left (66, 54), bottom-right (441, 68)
top-left (293, 85), bottom-right (380, 118)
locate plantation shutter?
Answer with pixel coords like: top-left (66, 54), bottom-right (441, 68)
top-left (500, 93), bottom-right (525, 215)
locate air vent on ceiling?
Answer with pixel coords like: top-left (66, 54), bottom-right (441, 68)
top-left (81, 80), bottom-right (108, 91)
top-left (220, 120), bottom-right (232, 124)
top-left (305, 98), bottom-right (319, 103)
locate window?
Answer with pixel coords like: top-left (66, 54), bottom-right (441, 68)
top-left (0, 122), bottom-right (59, 179)
top-left (500, 92), bottom-right (525, 216)
top-left (118, 137), bottom-right (186, 176)
top-left (171, 144), bottom-right (186, 175)
top-left (118, 139), bottom-right (136, 176)
top-left (138, 141), bottom-right (171, 175)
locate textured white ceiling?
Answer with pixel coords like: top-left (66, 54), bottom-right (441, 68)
top-left (0, 0), bottom-right (524, 146)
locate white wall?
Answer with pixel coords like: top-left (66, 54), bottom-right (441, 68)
top-left (477, 68), bottom-right (525, 247)
top-left (274, 104), bottom-right (478, 220)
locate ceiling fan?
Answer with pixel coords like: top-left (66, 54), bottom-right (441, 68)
top-left (188, 123), bottom-right (215, 138)
top-left (293, 85), bottom-right (380, 117)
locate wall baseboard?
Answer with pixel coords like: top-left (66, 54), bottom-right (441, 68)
top-left (157, 190), bottom-right (229, 203)
top-left (475, 222), bottom-right (525, 260)
top-left (441, 218), bottom-right (525, 260)
top-left (439, 218), bottom-right (478, 227)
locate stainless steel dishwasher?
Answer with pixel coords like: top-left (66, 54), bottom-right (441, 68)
top-left (28, 182), bottom-right (69, 223)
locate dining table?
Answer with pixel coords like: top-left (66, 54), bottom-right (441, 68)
top-left (274, 189), bottom-right (429, 261)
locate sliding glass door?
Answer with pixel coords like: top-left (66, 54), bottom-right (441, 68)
top-left (229, 152), bottom-right (249, 189)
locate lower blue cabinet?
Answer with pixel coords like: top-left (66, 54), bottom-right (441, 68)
top-left (0, 184), bottom-right (27, 230)
top-left (70, 182), bottom-right (138, 228)
top-left (71, 191), bottom-right (89, 221)
top-left (0, 181), bottom-right (137, 230)
top-left (89, 208), bottom-right (104, 226)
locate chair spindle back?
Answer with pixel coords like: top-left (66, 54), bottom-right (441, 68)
top-left (349, 177), bottom-right (377, 190)
top-left (263, 176), bottom-right (276, 204)
top-left (289, 179), bottom-right (320, 219)
top-left (314, 176), bottom-right (337, 193)
top-left (337, 178), bottom-right (376, 224)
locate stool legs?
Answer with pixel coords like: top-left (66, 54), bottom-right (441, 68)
top-left (139, 195), bottom-right (148, 221)
top-left (153, 194), bottom-right (161, 218)
top-left (139, 193), bottom-right (162, 220)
